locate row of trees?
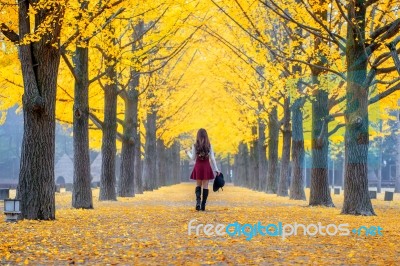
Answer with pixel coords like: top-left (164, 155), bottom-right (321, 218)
top-left (208, 0), bottom-right (400, 215)
top-left (0, 0), bottom-right (208, 219)
top-left (0, 0), bottom-right (399, 219)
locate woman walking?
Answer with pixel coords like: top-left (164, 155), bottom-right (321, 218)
top-left (187, 128), bottom-right (220, 211)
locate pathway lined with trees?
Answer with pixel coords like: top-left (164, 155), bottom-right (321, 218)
top-left (0, 0), bottom-right (399, 220)
top-left (0, 183), bottom-right (399, 264)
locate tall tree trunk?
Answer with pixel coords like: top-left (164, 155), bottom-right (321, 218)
top-left (258, 116), bottom-right (267, 191)
top-left (309, 90), bottom-right (334, 206)
top-left (290, 98), bottom-right (306, 200)
top-left (142, 111), bottom-right (157, 191)
top-left (277, 97), bottom-right (291, 197)
top-left (134, 129), bottom-right (143, 193)
top-left (170, 141), bottom-right (180, 185)
top-left (376, 120), bottom-right (383, 193)
top-left (99, 64), bottom-right (118, 201)
top-left (156, 138), bottom-right (166, 188)
top-left (168, 143), bottom-right (175, 185)
top-left (118, 95), bottom-right (135, 197)
top-left (250, 126), bottom-right (259, 189)
top-left (289, 1), bottom-right (305, 200)
top-left (15, 2), bottom-right (64, 220)
top-left (119, 20), bottom-right (144, 197)
top-left (266, 107), bottom-right (279, 193)
top-left (72, 46), bottom-right (93, 208)
top-left (308, 0), bottom-right (334, 207)
top-left (176, 142), bottom-right (182, 184)
top-left (243, 143), bottom-right (250, 187)
top-left (118, 76), bottom-right (139, 197)
top-left (169, 143), bottom-right (176, 185)
top-left (237, 142), bottom-right (249, 187)
top-left (376, 143), bottom-right (382, 194)
top-left (342, 0), bottom-right (375, 215)
top-left (233, 154), bottom-right (239, 185)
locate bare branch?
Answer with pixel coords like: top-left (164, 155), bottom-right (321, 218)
top-left (370, 18), bottom-right (400, 40)
top-left (121, 7), bottom-right (169, 50)
top-left (61, 52), bottom-right (78, 81)
top-left (328, 123), bottom-right (345, 137)
top-left (89, 111), bottom-right (124, 141)
top-left (366, 0), bottom-right (379, 7)
top-left (386, 36), bottom-right (400, 75)
top-left (116, 117), bottom-right (124, 126)
top-left (58, 84), bottom-right (74, 100)
top-left (0, 23), bottom-right (19, 42)
top-left (61, 0), bottom-right (125, 51)
top-left (82, 7), bottom-right (126, 43)
top-left (368, 19), bottom-right (400, 54)
top-left (4, 78), bottom-right (23, 88)
top-left (372, 47), bottom-right (400, 68)
top-left (372, 77), bottom-right (400, 86)
top-left (369, 82), bottom-right (400, 105)
top-left (89, 69), bottom-right (108, 84)
top-left (376, 66), bottom-right (398, 74)
top-left (202, 26), bottom-right (265, 80)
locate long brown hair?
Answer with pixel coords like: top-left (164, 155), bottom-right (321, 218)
top-left (195, 128), bottom-right (211, 159)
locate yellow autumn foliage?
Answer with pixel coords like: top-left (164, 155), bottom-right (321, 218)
top-left (0, 0), bottom-right (399, 158)
top-left (0, 183), bottom-right (399, 264)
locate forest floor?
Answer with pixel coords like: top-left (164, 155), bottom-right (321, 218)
top-left (0, 183), bottom-right (399, 265)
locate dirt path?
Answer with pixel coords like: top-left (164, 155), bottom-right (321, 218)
top-left (0, 183), bottom-right (399, 265)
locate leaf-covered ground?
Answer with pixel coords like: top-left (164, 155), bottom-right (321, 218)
top-left (0, 183), bottom-right (399, 265)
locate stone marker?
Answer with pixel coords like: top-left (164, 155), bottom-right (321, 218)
top-left (384, 191), bottom-right (393, 201)
top-left (369, 190), bottom-right (377, 199)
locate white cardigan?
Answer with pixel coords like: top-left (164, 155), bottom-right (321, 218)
top-left (187, 144), bottom-right (219, 172)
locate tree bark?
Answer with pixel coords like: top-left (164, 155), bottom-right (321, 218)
top-left (156, 138), bottom-right (166, 188)
top-left (118, 21), bottom-right (144, 197)
top-left (277, 97), bottom-right (291, 197)
top-left (258, 116), bottom-right (267, 191)
top-left (376, 120), bottom-right (383, 193)
top-left (233, 154), bottom-right (238, 185)
top-left (99, 64), bottom-right (118, 201)
top-left (134, 129), bottom-right (143, 193)
top-left (16, 1), bottom-right (64, 220)
top-left (290, 98), bottom-right (306, 200)
top-left (170, 141), bottom-right (180, 185)
top-left (266, 107), bottom-right (279, 193)
top-left (168, 143), bottom-right (175, 185)
top-left (118, 77), bottom-right (139, 197)
top-left (376, 143), bottom-right (382, 193)
top-left (142, 111), bottom-right (157, 191)
top-left (167, 143), bottom-right (176, 185)
top-left (306, 0), bottom-right (334, 207)
top-left (72, 46), bottom-right (93, 208)
top-left (236, 142), bottom-right (249, 187)
top-left (249, 126), bottom-right (259, 190)
top-left (309, 90), bottom-right (334, 206)
top-left (118, 94), bottom-right (136, 197)
top-left (341, 0), bottom-right (375, 215)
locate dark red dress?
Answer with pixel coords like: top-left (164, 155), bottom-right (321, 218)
top-left (190, 156), bottom-right (215, 180)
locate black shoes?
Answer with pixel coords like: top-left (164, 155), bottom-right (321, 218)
top-left (195, 186), bottom-right (201, 211)
top-left (201, 188), bottom-right (209, 211)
